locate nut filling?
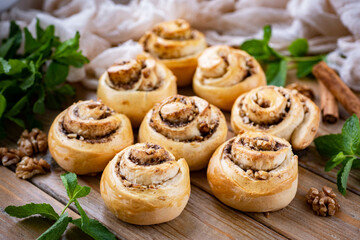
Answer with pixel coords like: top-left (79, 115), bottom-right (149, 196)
top-left (106, 58), bottom-right (162, 91)
top-left (238, 87), bottom-right (292, 129)
top-left (141, 19), bottom-right (206, 60)
top-left (60, 100), bottom-right (120, 143)
top-left (116, 143), bottom-right (180, 189)
top-left (149, 95), bottom-right (220, 142)
top-left (198, 46), bottom-right (256, 87)
top-left (223, 133), bottom-right (291, 180)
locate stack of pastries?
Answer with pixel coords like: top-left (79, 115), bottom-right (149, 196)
top-left (47, 19), bottom-right (321, 225)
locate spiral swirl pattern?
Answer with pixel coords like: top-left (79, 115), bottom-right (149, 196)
top-left (98, 54), bottom-right (177, 127)
top-left (100, 143), bottom-right (190, 225)
top-left (231, 86), bottom-right (320, 150)
top-left (193, 45), bottom-right (266, 110)
top-left (140, 19), bottom-right (206, 60)
top-left (62, 100), bottom-right (120, 141)
top-left (207, 132), bottom-right (298, 212)
top-left (139, 95), bottom-right (227, 170)
top-left (48, 100), bottom-right (133, 174)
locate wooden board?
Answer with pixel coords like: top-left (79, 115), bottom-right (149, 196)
top-left (0, 71), bottom-right (360, 239)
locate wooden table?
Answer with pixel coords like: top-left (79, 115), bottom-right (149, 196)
top-left (1, 72), bottom-right (359, 240)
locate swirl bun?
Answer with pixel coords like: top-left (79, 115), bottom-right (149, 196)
top-left (139, 95), bottom-right (227, 171)
top-left (48, 100), bottom-right (133, 174)
top-left (100, 143), bottom-right (190, 225)
top-left (207, 132), bottom-right (298, 212)
top-left (193, 45), bottom-right (266, 110)
top-left (97, 54), bottom-right (177, 127)
top-left (140, 19), bottom-right (207, 86)
top-left (231, 86), bottom-right (320, 150)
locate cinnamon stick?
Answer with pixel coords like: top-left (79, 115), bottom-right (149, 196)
top-left (319, 80), bottom-right (338, 123)
top-left (312, 61), bottom-right (360, 118)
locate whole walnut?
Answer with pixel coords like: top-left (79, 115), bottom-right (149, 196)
top-left (18, 128), bottom-right (48, 156)
top-left (16, 156), bottom-right (50, 180)
top-left (306, 186), bottom-right (340, 216)
top-left (0, 147), bottom-right (23, 166)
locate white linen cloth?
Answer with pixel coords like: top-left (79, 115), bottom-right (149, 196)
top-left (0, 0), bottom-right (359, 90)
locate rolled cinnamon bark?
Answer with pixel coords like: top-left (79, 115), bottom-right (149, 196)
top-left (313, 61), bottom-right (360, 118)
top-left (318, 81), bottom-right (339, 124)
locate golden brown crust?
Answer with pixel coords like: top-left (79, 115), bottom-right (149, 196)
top-left (231, 86), bottom-right (320, 150)
top-left (97, 54), bottom-right (177, 127)
top-left (48, 100), bottom-right (133, 175)
top-left (100, 143), bottom-right (190, 225)
top-left (140, 19), bottom-right (207, 86)
top-left (193, 46), bottom-right (266, 110)
top-left (139, 95), bottom-right (227, 171)
top-left (207, 132), bottom-right (298, 212)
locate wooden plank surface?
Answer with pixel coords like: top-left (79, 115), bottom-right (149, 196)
top-left (27, 165), bottom-right (285, 240)
top-left (0, 167), bottom-right (91, 240)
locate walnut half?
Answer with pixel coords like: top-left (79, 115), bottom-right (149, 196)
top-left (15, 156), bottom-right (50, 180)
top-left (0, 147), bottom-right (23, 166)
top-left (305, 186), bottom-right (340, 216)
top-left (18, 128), bottom-right (48, 157)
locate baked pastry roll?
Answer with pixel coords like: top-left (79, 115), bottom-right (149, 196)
top-left (207, 132), bottom-right (298, 212)
top-left (97, 54), bottom-right (177, 127)
top-left (193, 45), bottom-right (266, 111)
top-left (231, 86), bottom-right (320, 150)
top-left (140, 19), bottom-right (207, 86)
top-left (48, 100), bottom-right (133, 175)
top-left (139, 95), bottom-right (227, 171)
top-left (100, 143), bottom-right (190, 225)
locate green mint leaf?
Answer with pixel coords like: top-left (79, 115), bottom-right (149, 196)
top-left (74, 200), bottom-right (89, 224)
top-left (265, 59), bottom-right (287, 86)
top-left (36, 19), bottom-right (45, 40)
top-left (325, 152), bottom-right (346, 171)
top-left (7, 59), bottom-right (27, 75)
top-left (37, 212), bottom-right (70, 240)
top-left (337, 157), bottom-right (355, 195)
top-left (45, 61), bottom-right (69, 88)
top-left (5, 95), bottom-right (28, 117)
top-left (7, 116), bottom-right (25, 128)
top-left (56, 84), bottom-right (75, 96)
top-left (0, 21), bottom-right (22, 59)
top-left (73, 198), bottom-right (115, 239)
top-left (0, 93), bottom-right (6, 118)
top-left (5, 203), bottom-right (60, 221)
top-left (288, 38), bottom-right (308, 57)
top-left (53, 32), bottom-right (89, 67)
top-left (19, 73), bottom-right (35, 91)
top-left (314, 133), bottom-right (344, 157)
top-left (296, 59), bottom-right (322, 78)
top-left (61, 172), bottom-right (79, 199)
top-left (263, 25), bottom-right (272, 44)
top-left (24, 28), bottom-right (42, 54)
top-left (0, 58), bottom-right (11, 73)
top-left (33, 86), bottom-right (46, 114)
top-left (341, 114), bottom-right (360, 155)
top-left (72, 218), bottom-right (116, 240)
top-left (72, 185), bottom-right (91, 200)
top-left (240, 39), bottom-right (267, 58)
top-left (54, 32), bottom-right (80, 56)
top-left (54, 51), bottom-right (89, 68)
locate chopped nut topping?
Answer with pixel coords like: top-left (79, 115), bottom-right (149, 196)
top-left (245, 169), bottom-right (269, 180)
top-left (18, 128), bottom-right (48, 157)
top-left (0, 147), bottom-right (23, 166)
top-left (15, 156), bottom-right (50, 180)
top-left (306, 186), bottom-right (340, 216)
top-left (286, 83), bottom-right (315, 101)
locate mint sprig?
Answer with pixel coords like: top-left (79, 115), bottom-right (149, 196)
top-left (0, 19), bottom-right (89, 139)
top-left (240, 25), bottom-right (325, 86)
top-left (314, 115), bottom-right (360, 195)
top-left (5, 172), bottom-right (115, 240)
